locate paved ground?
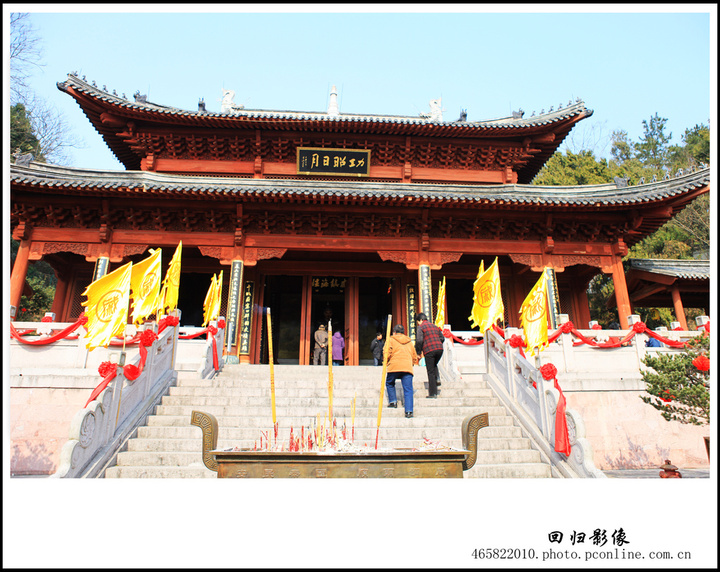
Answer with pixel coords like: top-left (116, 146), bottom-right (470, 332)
top-left (602, 468), bottom-right (710, 478)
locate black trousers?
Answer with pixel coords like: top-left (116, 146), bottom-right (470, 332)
top-left (423, 349), bottom-right (444, 396)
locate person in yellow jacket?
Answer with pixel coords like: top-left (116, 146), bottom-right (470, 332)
top-left (385, 324), bottom-right (419, 418)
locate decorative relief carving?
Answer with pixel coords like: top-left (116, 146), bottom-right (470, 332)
top-left (438, 252), bottom-right (463, 265)
top-left (256, 248), bottom-right (286, 261)
top-left (377, 251), bottom-right (409, 265)
top-left (562, 255), bottom-right (602, 268)
top-left (198, 246), bottom-right (224, 260)
top-left (39, 242), bottom-right (89, 256)
top-left (79, 412), bottom-right (96, 447)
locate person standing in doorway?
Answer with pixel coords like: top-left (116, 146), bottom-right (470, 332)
top-left (385, 324), bottom-right (419, 418)
top-left (370, 332), bottom-right (384, 366)
top-left (313, 324), bottom-right (328, 365)
top-left (331, 326), bottom-right (345, 366)
top-left (415, 313), bottom-right (445, 398)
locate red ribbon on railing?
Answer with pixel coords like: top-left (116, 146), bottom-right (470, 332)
top-left (442, 328), bottom-right (484, 345)
top-left (9, 314), bottom-right (88, 345)
top-left (506, 334), bottom-right (527, 359)
top-left (558, 321), bottom-right (689, 349)
top-left (540, 363), bottom-right (571, 456)
top-left (178, 322), bottom-right (222, 371)
top-left (84, 326), bottom-right (165, 406)
top-left (85, 361), bottom-right (118, 408)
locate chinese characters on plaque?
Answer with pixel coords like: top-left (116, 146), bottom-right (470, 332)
top-left (297, 147), bottom-right (371, 177)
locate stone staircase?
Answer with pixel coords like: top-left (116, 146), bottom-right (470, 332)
top-left (104, 361), bottom-right (553, 478)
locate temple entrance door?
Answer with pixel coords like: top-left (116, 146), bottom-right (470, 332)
top-left (177, 272), bottom-right (214, 327)
top-left (358, 277), bottom-right (393, 365)
top-left (262, 275), bottom-right (303, 364)
top-left (309, 276), bottom-right (347, 365)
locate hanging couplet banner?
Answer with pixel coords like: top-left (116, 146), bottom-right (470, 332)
top-left (297, 147), bottom-right (371, 177)
top-left (418, 265), bottom-right (433, 324)
top-left (237, 281), bottom-right (255, 356)
top-left (406, 284), bottom-right (417, 342)
top-left (225, 261), bottom-right (244, 350)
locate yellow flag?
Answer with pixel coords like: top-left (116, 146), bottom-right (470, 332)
top-left (435, 276), bottom-right (447, 327)
top-left (212, 270), bottom-right (224, 323)
top-left (202, 271), bottom-right (223, 327)
top-left (468, 258), bottom-right (504, 331)
top-left (467, 260), bottom-right (484, 327)
top-left (130, 248), bottom-right (162, 324)
top-left (520, 269), bottom-right (550, 356)
top-left (160, 241), bottom-right (182, 314)
top-left (81, 261), bottom-right (132, 351)
top-left (202, 274), bottom-right (217, 327)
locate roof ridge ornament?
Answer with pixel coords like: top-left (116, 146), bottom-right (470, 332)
top-left (327, 85), bottom-right (340, 117)
top-left (419, 98), bottom-right (444, 122)
top-left (220, 89), bottom-right (244, 114)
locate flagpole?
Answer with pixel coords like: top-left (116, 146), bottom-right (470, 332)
top-left (327, 319), bottom-right (333, 421)
top-left (114, 325), bottom-right (128, 430)
top-left (267, 308), bottom-right (276, 426)
top-left (375, 314), bottom-right (392, 449)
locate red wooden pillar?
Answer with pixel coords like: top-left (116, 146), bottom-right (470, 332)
top-left (345, 277), bottom-right (359, 366)
top-left (50, 271), bottom-right (70, 320)
top-left (10, 238), bottom-right (31, 317)
top-left (610, 256), bottom-right (633, 329)
top-left (671, 284), bottom-right (688, 330)
top-left (571, 279), bottom-right (592, 329)
top-left (299, 275), bottom-right (313, 365)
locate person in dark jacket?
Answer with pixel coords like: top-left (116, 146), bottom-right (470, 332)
top-left (370, 332), bottom-right (384, 366)
top-left (415, 313), bottom-right (445, 398)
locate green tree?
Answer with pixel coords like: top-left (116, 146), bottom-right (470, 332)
top-left (634, 112), bottom-right (672, 177)
top-left (532, 149), bottom-right (611, 185)
top-left (640, 333), bottom-right (710, 426)
top-left (668, 124), bottom-right (710, 172)
top-left (11, 102), bottom-right (45, 161)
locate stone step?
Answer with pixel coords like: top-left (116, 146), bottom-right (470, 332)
top-left (125, 433), bottom-right (536, 454)
top-left (104, 465), bottom-right (215, 478)
top-left (166, 385), bottom-right (493, 398)
top-left (153, 404), bottom-right (511, 418)
top-left (144, 413), bottom-right (518, 428)
top-left (159, 395), bottom-right (501, 408)
top-left (464, 463), bottom-right (553, 479)
top-left (136, 424), bottom-right (525, 441)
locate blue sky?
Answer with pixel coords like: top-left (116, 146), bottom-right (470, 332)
top-left (6, 5), bottom-right (715, 171)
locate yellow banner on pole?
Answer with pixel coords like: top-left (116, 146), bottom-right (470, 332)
top-left (435, 276), bottom-right (447, 327)
top-left (159, 241), bottom-right (182, 315)
top-left (468, 258), bottom-right (504, 331)
top-left (82, 261), bottom-right (132, 351)
top-left (520, 269), bottom-right (550, 356)
top-left (375, 314), bottom-right (392, 449)
top-left (130, 248), bottom-right (162, 325)
top-left (202, 270), bottom-right (223, 327)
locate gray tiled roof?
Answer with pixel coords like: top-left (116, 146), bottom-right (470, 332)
top-left (10, 162), bottom-right (710, 209)
top-left (628, 258), bottom-right (711, 280)
top-left (57, 73), bottom-right (591, 130)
